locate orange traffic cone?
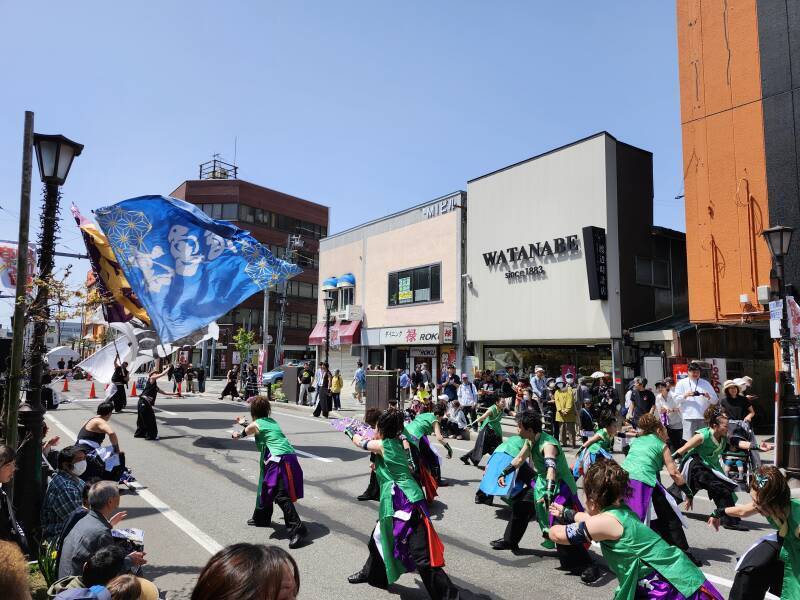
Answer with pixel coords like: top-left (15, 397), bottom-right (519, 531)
top-left (62, 378), bottom-right (69, 392)
top-left (130, 381), bottom-right (137, 397)
top-left (88, 382), bottom-right (97, 399)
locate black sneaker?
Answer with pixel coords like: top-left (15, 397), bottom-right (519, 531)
top-left (580, 565), bottom-right (602, 584)
top-left (357, 492), bottom-right (378, 501)
top-left (459, 455), bottom-right (471, 465)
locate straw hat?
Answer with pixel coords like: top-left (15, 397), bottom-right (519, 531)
top-left (722, 379), bottom-right (740, 394)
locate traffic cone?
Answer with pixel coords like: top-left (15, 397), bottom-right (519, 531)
top-left (62, 378), bottom-right (69, 392)
top-left (176, 381), bottom-right (182, 398)
top-left (88, 382), bottom-right (97, 399)
top-left (130, 381), bottom-right (137, 397)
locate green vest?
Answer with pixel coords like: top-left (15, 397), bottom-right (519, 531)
top-left (601, 505), bottom-right (706, 600)
top-left (495, 435), bottom-right (525, 457)
top-left (777, 498), bottom-right (800, 599)
top-left (374, 438), bottom-right (424, 584)
top-left (586, 428), bottom-right (613, 454)
top-left (404, 412), bottom-right (436, 445)
top-left (481, 404), bottom-right (504, 437)
top-left (686, 427), bottom-right (726, 473)
top-left (530, 432), bottom-right (576, 495)
top-left (622, 434), bottom-right (665, 488)
top-left (254, 418), bottom-right (295, 456)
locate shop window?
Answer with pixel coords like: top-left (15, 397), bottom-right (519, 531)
top-left (339, 286), bottom-right (354, 309)
top-left (635, 257), bottom-right (652, 285)
top-left (221, 203), bottom-right (238, 221)
top-left (388, 263), bottom-right (441, 306)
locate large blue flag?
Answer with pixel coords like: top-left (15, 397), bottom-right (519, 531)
top-left (94, 195), bottom-right (302, 343)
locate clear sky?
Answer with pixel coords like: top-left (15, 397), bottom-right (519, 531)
top-left (0, 1), bottom-right (684, 325)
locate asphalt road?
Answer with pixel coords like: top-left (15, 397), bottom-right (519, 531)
top-left (43, 380), bottom-right (780, 600)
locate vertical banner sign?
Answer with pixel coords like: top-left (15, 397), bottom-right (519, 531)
top-left (439, 322), bottom-right (454, 344)
top-left (257, 349), bottom-right (265, 382)
top-left (560, 364), bottom-right (577, 380)
top-left (582, 226), bottom-right (608, 300)
top-left (786, 296), bottom-right (800, 337)
top-left (707, 358), bottom-right (726, 397)
top-left (0, 242), bottom-right (36, 294)
top-left (769, 300), bottom-right (783, 339)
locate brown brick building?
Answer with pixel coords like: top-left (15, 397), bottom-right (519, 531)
top-left (170, 177), bottom-right (329, 371)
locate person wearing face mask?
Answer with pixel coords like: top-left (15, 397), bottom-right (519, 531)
top-left (58, 481), bottom-right (145, 579)
top-left (41, 446), bottom-right (88, 542)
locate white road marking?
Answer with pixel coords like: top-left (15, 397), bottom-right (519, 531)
top-left (152, 407), bottom-right (179, 416)
top-left (45, 413), bottom-right (223, 555)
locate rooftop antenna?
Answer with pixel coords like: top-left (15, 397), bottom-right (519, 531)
top-left (234, 136), bottom-right (238, 167)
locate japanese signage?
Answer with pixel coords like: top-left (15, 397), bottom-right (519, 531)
top-left (398, 276), bottom-right (412, 303)
top-left (672, 363), bottom-right (688, 381)
top-left (379, 325), bottom-right (440, 345)
top-left (439, 322), bottom-right (454, 344)
top-left (257, 350), bottom-right (265, 382)
top-left (582, 226), bottom-right (608, 300)
top-left (707, 358), bottom-right (726, 396)
top-left (788, 297), bottom-right (800, 338)
top-left (770, 299), bottom-right (783, 339)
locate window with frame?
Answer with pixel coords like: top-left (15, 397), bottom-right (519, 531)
top-left (339, 287), bottom-right (354, 309)
top-left (635, 256), bottom-right (670, 288)
top-left (388, 264), bottom-right (441, 306)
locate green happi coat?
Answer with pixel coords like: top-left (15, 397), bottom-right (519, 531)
top-left (374, 438), bottom-right (425, 584)
top-left (685, 427), bottom-right (726, 473)
top-left (528, 432), bottom-right (576, 539)
top-left (403, 412), bottom-right (436, 448)
top-left (586, 428), bottom-right (613, 454)
top-left (622, 434), bottom-right (665, 487)
top-left (770, 498), bottom-right (800, 599)
top-left (253, 417), bottom-right (295, 508)
top-left (601, 505), bottom-right (707, 600)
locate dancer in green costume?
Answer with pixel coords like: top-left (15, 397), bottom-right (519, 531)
top-left (345, 410), bottom-right (475, 600)
top-left (550, 460), bottom-right (724, 600)
top-left (708, 465), bottom-right (800, 600)
top-left (492, 411), bottom-right (601, 583)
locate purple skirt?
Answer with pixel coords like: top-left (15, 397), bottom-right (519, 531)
top-left (261, 453), bottom-right (304, 505)
top-left (635, 572), bottom-right (724, 600)
top-left (626, 478), bottom-right (655, 522)
top-left (390, 485), bottom-right (430, 572)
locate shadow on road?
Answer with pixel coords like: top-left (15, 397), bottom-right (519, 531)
top-left (269, 521), bottom-right (331, 547)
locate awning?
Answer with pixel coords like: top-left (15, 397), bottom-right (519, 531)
top-left (308, 319), bottom-right (361, 346)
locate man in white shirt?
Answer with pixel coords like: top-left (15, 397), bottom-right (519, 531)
top-left (673, 361), bottom-right (719, 440)
top-left (457, 373), bottom-right (478, 431)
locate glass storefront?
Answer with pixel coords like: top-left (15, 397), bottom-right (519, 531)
top-left (482, 345), bottom-right (612, 378)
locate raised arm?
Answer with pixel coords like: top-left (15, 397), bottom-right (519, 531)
top-left (350, 433), bottom-right (383, 455)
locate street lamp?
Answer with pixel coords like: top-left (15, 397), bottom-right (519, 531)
top-left (762, 225), bottom-right (795, 387)
top-left (762, 224), bottom-right (800, 474)
top-left (323, 293), bottom-right (335, 366)
top-left (14, 132), bottom-right (83, 545)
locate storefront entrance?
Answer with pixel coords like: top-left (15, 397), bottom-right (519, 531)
top-left (483, 345), bottom-right (612, 379)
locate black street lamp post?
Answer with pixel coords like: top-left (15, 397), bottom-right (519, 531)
top-left (14, 133), bottom-right (82, 542)
top-left (323, 294), bottom-right (334, 366)
top-left (762, 225), bottom-right (795, 392)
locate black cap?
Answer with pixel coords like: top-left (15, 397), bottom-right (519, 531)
top-left (688, 361), bottom-right (701, 371)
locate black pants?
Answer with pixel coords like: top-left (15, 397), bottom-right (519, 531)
top-left (220, 382), bottom-right (239, 399)
top-left (410, 440), bottom-right (442, 484)
top-left (729, 536), bottom-right (783, 600)
top-left (111, 384), bottom-right (127, 412)
top-left (649, 484), bottom-right (689, 552)
top-left (462, 427), bottom-right (500, 465)
top-left (666, 427), bottom-right (683, 452)
top-left (361, 470), bottom-right (379, 499)
top-left (198, 379), bottom-right (205, 393)
top-left (254, 476), bottom-right (303, 535)
top-left (312, 389), bottom-right (330, 417)
top-left (361, 510), bottom-right (465, 599)
top-left (443, 420), bottom-right (466, 437)
top-left (502, 495), bottom-right (592, 571)
top-left (134, 397), bottom-right (158, 440)
top-left (462, 405), bottom-right (478, 429)
top-left (331, 392), bottom-right (341, 410)
top-left (552, 421), bottom-right (561, 441)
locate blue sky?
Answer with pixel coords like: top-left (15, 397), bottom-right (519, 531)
top-left (0, 1), bottom-right (683, 324)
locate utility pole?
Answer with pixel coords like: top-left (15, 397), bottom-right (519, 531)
top-left (273, 234), bottom-right (303, 369)
top-left (3, 111), bottom-right (33, 449)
